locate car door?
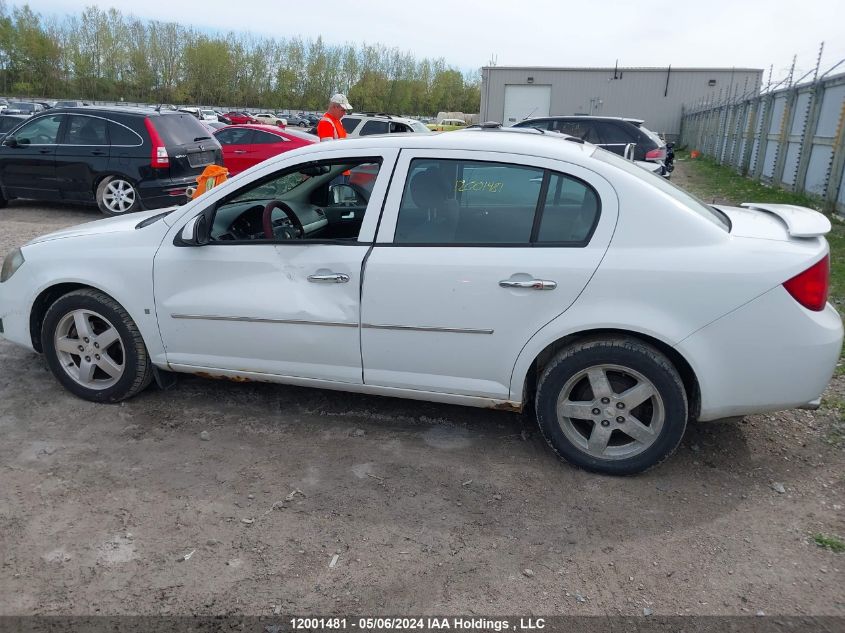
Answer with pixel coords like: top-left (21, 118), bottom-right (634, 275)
top-left (55, 114), bottom-right (110, 201)
top-left (0, 113), bottom-right (64, 200)
top-left (250, 129), bottom-right (289, 166)
top-left (215, 127), bottom-right (256, 174)
top-left (153, 146), bottom-right (399, 383)
top-left (360, 149), bottom-right (618, 400)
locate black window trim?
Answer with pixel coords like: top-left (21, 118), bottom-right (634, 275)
top-left (389, 158), bottom-right (602, 248)
top-left (191, 155), bottom-right (386, 247)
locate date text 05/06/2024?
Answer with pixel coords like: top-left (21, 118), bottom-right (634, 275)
top-left (290, 618), bottom-right (547, 631)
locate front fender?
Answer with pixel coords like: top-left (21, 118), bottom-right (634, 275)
top-left (21, 227), bottom-right (168, 364)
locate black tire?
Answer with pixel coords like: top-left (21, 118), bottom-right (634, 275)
top-left (41, 289), bottom-right (153, 403)
top-left (298, 121), bottom-right (307, 127)
top-left (535, 337), bottom-right (688, 475)
top-left (96, 175), bottom-right (141, 216)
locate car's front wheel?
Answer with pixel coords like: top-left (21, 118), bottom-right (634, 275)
top-left (535, 337), bottom-right (688, 475)
top-left (96, 176), bottom-right (141, 216)
top-left (41, 289), bottom-right (153, 403)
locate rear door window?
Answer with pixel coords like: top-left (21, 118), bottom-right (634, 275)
top-left (215, 128), bottom-right (254, 145)
top-left (360, 120), bottom-right (389, 135)
top-left (394, 158), bottom-right (544, 244)
top-left (252, 130), bottom-right (286, 144)
top-left (64, 115), bottom-right (108, 145)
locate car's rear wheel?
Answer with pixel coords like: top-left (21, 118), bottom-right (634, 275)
top-left (535, 337), bottom-right (688, 475)
top-left (96, 176), bottom-right (141, 216)
top-left (41, 289), bottom-right (153, 403)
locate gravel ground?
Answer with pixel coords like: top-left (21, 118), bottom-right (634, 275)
top-left (0, 168), bottom-right (843, 617)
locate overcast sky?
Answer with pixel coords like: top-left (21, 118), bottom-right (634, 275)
top-left (22, 0), bottom-right (845, 84)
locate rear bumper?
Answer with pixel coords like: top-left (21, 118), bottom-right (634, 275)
top-left (138, 174), bottom-right (200, 210)
top-left (677, 286), bottom-right (843, 421)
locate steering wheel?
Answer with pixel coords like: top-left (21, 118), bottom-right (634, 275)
top-left (262, 200), bottom-right (305, 240)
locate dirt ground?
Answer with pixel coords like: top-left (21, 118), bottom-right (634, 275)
top-left (0, 165), bottom-right (843, 617)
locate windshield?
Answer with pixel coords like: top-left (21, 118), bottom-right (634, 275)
top-left (593, 148), bottom-right (729, 231)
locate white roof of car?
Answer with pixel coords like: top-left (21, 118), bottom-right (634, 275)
top-left (288, 127), bottom-right (596, 160)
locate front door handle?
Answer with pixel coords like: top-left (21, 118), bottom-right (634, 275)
top-left (308, 272), bottom-right (350, 284)
top-left (233, 150), bottom-right (247, 154)
top-left (499, 279), bottom-right (557, 290)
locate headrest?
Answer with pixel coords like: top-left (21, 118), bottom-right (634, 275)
top-left (409, 168), bottom-right (449, 210)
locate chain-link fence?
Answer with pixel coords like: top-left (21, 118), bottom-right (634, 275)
top-left (680, 71), bottom-right (845, 214)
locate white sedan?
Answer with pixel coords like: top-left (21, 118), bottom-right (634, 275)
top-left (0, 128), bottom-right (840, 474)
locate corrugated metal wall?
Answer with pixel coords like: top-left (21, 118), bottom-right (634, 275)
top-left (481, 67), bottom-right (763, 138)
top-left (680, 72), bottom-right (845, 214)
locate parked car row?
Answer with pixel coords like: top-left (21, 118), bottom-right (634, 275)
top-left (0, 104), bottom-right (678, 217)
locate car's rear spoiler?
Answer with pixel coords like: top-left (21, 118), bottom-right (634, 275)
top-left (740, 203), bottom-right (831, 238)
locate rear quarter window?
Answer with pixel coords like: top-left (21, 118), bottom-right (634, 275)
top-left (108, 121), bottom-right (142, 146)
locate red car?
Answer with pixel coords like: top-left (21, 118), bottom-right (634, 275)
top-left (213, 124), bottom-right (317, 175)
top-left (224, 111), bottom-right (258, 125)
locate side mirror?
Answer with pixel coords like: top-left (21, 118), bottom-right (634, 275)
top-left (3, 136), bottom-right (18, 147)
top-left (178, 213), bottom-right (210, 246)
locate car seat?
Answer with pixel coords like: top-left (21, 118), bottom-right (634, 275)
top-left (395, 168), bottom-right (459, 243)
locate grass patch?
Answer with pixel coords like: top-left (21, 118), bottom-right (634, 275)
top-left (813, 533), bottom-right (845, 553)
top-left (677, 151), bottom-right (845, 367)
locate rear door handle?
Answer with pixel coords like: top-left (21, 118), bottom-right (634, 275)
top-left (233, 150), bottom-right (247, 154)
top-left (91, 150), bottom-right (106, 156)
top-left (499, 279), bottom-right (557, 290)
top-left (308, 272), bottom-right (350, 284)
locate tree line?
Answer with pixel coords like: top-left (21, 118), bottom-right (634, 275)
top-left (0, 2), bottom-right (481, 115)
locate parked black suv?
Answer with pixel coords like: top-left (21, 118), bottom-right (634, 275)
top-left (513, 115), bottom-right (669, 175)
top-left (0, 106), bottom-right (223, 215)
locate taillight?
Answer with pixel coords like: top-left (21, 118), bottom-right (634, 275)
top-left (645, 147), bottom-right (667, 161)
top-left (783, 255), bottom-right (830, 311)
top-left (144, 118), bottom-right (169, 169)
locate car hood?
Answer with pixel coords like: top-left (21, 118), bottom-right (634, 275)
top-left (25, 208), bottom-right (177, 246)
top-left (714, 203), bottom-right (831, 241)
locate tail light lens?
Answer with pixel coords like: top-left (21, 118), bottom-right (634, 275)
top-left (144, 118), bottom-right (169, 169)
top-left (783, 255), bottom-right (830, 311)
top-left (645, 147), bottom-right (667, 161)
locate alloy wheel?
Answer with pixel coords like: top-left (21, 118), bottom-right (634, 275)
top-left (102, 179), bottom-right (137, 214)
top-left (555, 363), bottom-right (665, 460)
top-left (54, 309), bottom-right (126, 390)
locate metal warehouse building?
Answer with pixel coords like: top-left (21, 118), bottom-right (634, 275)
top-left (480, 66), bottom-right (763, 139)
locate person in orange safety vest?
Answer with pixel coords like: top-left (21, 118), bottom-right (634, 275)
top-left (316, 93), bottom-right (353, 141)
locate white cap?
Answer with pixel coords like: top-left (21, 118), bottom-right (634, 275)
top-left (330, 93), bottom-right (353, 111)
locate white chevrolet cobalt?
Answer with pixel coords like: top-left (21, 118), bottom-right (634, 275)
top-left (0, 127), bottom-right (840, 474)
